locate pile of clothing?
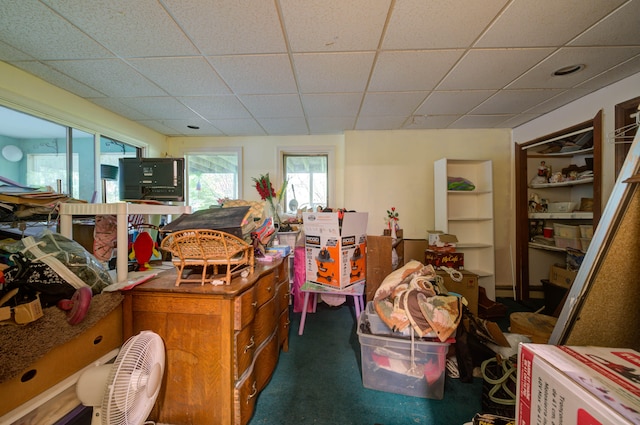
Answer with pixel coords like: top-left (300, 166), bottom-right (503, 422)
top-left (373, 260), bottom-right (463, 342)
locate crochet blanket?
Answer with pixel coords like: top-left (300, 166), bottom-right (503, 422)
top-left (373, 260), bottom-right (462, 342)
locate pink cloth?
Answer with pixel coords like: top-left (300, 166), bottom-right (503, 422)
top-left (293, 246), bottom-right (316, 313)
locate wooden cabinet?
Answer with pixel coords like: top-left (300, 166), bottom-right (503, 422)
top-left (434, 158), bottom-right (495, 298)
top-left (515, 111), bottom-right (602, 300)
top-left (122, 259), bottom-right (289, 425)
top-left (365, 230), bottom-right (404, 302)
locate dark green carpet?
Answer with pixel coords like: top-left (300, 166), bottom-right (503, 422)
top-left (250, 301), bottom-right (485, 425)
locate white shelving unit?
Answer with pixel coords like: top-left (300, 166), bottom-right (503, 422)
top-left (434, 158), bottom-right (495, 298)
top-left (58, 202), bottom-right (191, 283)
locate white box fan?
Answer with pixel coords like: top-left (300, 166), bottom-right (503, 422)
top-left (76, 330), bottom-right (165, 425)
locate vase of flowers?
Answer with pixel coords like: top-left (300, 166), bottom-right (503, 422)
top-left (386, 207), bottom-right (399, 240)
top-left (253, 173), bottom-right (287, 228)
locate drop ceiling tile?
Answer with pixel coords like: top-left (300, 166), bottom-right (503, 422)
top-left (438, 48), bottom-right (554, 90)
top-left (360, 92), bottom-right (429, 116)
top-left (498, 114), bottom-right (544, 128)
top-left (471, 89), bottom-right (565, 114)
top-left (0, 0), bottom-right (114, 60)
top-left (178, 96), bottom-right (251, 120)
top-left (45, 59), bottom-right (166, 97)
top-left (571, 1), bottom-right (640, 46)
top-left (89, 97), bottom-right (151, 120)
top-left (257, 117), bottom-right (309, 135)
top-left (355, 115), bottom-right (408, 130)
top-left (368, 50), bottom-right (464, 92)
top-left (293, 52), bottom-right (375, 93)
top-left (239, 94), bottom-right (303, 118)
top-left (42, 0), bottom-right (198, 57)
top-left (12, 60), bottom-right (106, 98)
top-left (508, 46), bottom-right (640, 89)
top-left (301, 93), bottom-right (363, 117)
top-left (576, 54), bottom-right (640, 91)
top-left (419, 115), bottom-right (463, 129)
top-left (280, 0), bottom-right (389, 52)
top-left (383, 0), bottom-right (508, 49)
top-left (449, 114), bottom-right (513, 128)
top-left (142, 119), bottom-right (224, 136)
top-left (162, 0), bottom-right (285, 55)
top-left (116, 96), bottom-right (197, 119)
top-left (135, 119), bottom-right (188, 136)
top-left (209, 118), bottom-right (266, 136)
top-left (0, 41), bottom-right (34, 61)
top-left (415, 90), bottom-right (497, 115)
top-left (208, 54), bottom-right (297, 95)
top-left (128, 57), bottom-right (230, 96)
top-left (308, 116), bottom-right (356, 134)
top-left (522, 89), bottom-right (592, 115)
top-left (476, 0), bottom-right (626, 47)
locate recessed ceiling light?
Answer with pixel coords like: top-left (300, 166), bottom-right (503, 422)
top-left (553, 64), bottom-right (585, 76)
top-left (187, 125), bottom-right (200, 129)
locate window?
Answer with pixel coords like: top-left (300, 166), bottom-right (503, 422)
top-left (185, 150), bottom-right (241, 211)
top-left (100, 136), bottom-right (140, 203)
top-left (282, 151), bottom-right (330, 213)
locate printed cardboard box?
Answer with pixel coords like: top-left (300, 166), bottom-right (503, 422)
top-left (303, 212), bottom-right (368, 289)
top-left (424, 250), bottom-right (464, 270)
top-left (516, 344), bottom-right (640, 425)
top-left (549, 264), bottom-right (578, 289)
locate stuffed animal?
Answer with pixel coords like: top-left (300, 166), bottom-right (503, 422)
top-left (129, 231), bottom-right (160, 271)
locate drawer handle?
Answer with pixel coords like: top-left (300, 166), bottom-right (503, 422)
top-left (247, 381), bottom-right (258, 403)
top-left (252, 301), bottom-right (258, 307)
top-left (285, 319), bottom-right (290, 326)
top-left (244, 336), bottom-right (255, 353)
top-left (267, 286), bottom-right (272, 292)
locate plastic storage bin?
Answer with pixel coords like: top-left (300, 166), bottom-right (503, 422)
top-left (357, 310), bottom-right (449, 399)
top-left (553, 223), bottom-right (579, 238)
top-left (362, 302), bottom-right (410, 337)
top-left (547, 202), bottom-right (576, 213)
top-left (579, 224), bottom-right (593, 238)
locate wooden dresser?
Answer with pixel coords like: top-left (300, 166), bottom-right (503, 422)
top-left (122, 259), bottom-right (290, 425)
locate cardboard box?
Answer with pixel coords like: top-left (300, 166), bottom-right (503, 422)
top-left (436, 270), bottom-right (478, 316)
top-left (549, 264), bottom-right (577, 288)
top-left (516, 344), bottom-right (640, 425)
top-left (303, 212), bottom-right (368, 289)
top-left (425, 250), bottom-right (464, 270)
top-left (426, 230), bottom-right (458, 249)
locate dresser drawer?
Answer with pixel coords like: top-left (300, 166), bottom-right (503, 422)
top-left (234, 286), bottom-right (256, 331)
top-left (278, 308), bottom-right (290, 351)
top-left (234, 369), bottom-right (258, 425)
top-left (276, 279), bottom-right (290, 313)
top-left (254, 271), bottom-right (276, 307)
top-left (234, 325), bottom-right (255, 380)
top-left (254, 335), bottom-right (279, 392)
top-left (253, 296), bottom-right (277, 349)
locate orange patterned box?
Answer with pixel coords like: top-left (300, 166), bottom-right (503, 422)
top-left (424, 250), bottom-right (464, 270)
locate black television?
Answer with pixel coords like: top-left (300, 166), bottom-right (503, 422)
top-left (118, 157), bottom-right (185, 202)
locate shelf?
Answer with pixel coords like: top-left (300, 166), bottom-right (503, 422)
top-left (528, 212), bottom-right (593, 219)
top-left (528, 242), bottom-right (572, 252)
top-left (465, 269), bottom-right (493, 278)
top-left (529, 147), bottom-right (594, 157)
top-left (448, 216), bottom-right (493, 221)
top-left (529, 177), bottom-right (593, 189)
top-left (456, 243), bottom-right (493, 249)
top-left (447, 190), bottom-right (492, 195)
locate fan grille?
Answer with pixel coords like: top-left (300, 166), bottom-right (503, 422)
top-left (102, 331), bottom-right (165, 425)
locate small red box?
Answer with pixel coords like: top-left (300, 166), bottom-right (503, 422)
top-left (424, 250), bottom-right (464, 270)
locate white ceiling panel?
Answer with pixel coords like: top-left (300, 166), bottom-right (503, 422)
top-left (207, 54), bottom-right (297, 95)
top-left (415, 91), bottom-right (497, 116)
top-left (368, 50), bottom-right (464, 92)
top-left (471, 89), bottom-right (566, 114)
top-left (128, 57), bottom-right (230, 96)
top-left (0, 0), bottom-right (638, 137)
top-left (360, 92), bottom-right (428, 117)
top-left (476, 0), bottom-right (626, 47)
top-left (294, 52), bottom-right (376, 93)
top-left (177, 96), bottom-right (252, 120)
top-left (42, 0), bottom-right (198, 58)
top-left (162, 0), bottom-right (286, 55)
top-left (438, 48), bottom-right (555, 90)
top-left (383, 0), bottom-right (510, 49)
top-left (301, 93), bottom-right (363, 117)
top-left (509, 46), bottom-right (640, 89)
top-left (280, 0), bottom-right (390, 52)
top-left (239, 94), bottom-right (304, 118)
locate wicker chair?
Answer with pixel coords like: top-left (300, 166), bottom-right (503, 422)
top-left (160, 229), bottom-right (254, 286)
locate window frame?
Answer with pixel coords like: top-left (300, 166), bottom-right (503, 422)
top-left (184, 147), bottom-right (243, 210)
top-left (278, 145), bottom-right (335, 211)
